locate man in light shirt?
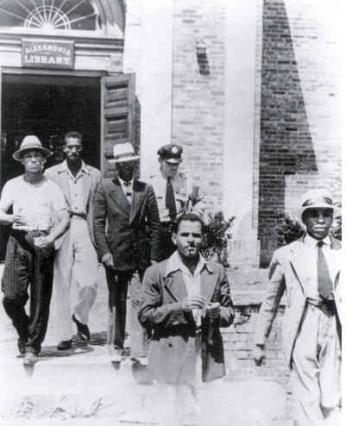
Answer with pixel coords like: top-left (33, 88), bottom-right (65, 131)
top-left (139, 213), bottom-right (234, 424)
top-left (0, 135), bottom-right (69, 364)
top-left (45, 132), bottom-right (102, 350)
top-left (253, 191), bottom-right (341, 425)
top-left (146, 144), bottom-right (204, 261)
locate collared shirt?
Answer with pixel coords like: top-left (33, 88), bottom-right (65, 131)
top-left (61, 160), bottom-right (90, 215)
top-left (166, 251), bottom-right (209, 327)
top-left (118, 177), bottom-right (134, 204)
top-left (0, 175), bottom-right (67, 231)
top-left (303, 233), bottom-right (333, 301)
top-left (146, 170), bottom-right (190, 222)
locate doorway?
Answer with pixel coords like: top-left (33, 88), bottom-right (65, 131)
top-left (0, 73), bottom-right (101, 259)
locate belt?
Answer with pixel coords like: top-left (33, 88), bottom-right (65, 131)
top-left (69, 211), bottom-right (87, 220)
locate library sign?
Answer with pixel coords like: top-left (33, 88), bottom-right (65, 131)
top-left (22, 39), bottom-right (74, 69)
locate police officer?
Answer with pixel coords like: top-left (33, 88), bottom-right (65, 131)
top-left (146, 144), bottom-right (203, 261)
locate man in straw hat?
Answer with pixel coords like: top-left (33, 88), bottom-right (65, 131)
top-left (46, 131), bottom-right (102, 351)
top-left (0, 135), bottom-right (69, 364)
top-left (253, 190), bottom-right (341, 425)
top-left (93, 142), bottom-right (160, 364)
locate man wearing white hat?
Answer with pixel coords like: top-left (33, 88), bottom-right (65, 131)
top-left (45, 131), bottom-right (102, 350)
top-left (0, 135), bottom-right (69, 364)
top-left (253, 190), bottom-right (341, 425)
top-left (93, 142), bottom-right (160, 363)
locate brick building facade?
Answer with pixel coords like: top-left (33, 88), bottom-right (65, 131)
top-left (124, 0), bottom-right (341, 267)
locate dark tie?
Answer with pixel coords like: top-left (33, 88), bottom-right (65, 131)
top-left (317, 241), bottom-right (333, 300)
top-left (124, 181), bottom-right (132, 203)
top-left (165, 177), bottom-right (177, 220)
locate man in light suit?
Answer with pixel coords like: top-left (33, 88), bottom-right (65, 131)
top-left (93, 142), bottom-right (160, 364)
top-left (253, 191), bottom-right (341, 425)
top-left (45, 131), bottom-right (101, 350)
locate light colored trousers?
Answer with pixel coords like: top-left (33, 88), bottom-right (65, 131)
top-left (291, 303), bottom-right (341, 426)
top-left (53, 218), bottom-right (98, 341)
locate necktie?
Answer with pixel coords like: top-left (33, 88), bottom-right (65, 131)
top-left (165, 177), bottom-right (177, 220)
top-left (317, 241), bottom-right (333, 300)
top-left (123, 181), bottom-right (132, 203)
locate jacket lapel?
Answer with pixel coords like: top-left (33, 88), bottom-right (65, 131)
top-left (129, 180), bottom-right (146, 224)
top-left (200, 264), bottom-right (217, 303)
top-left (163, 271), bottom-right (188, 302)
top-left (81, 166), bottom-right (92, 208)
top-left (109, 178), bottom-right (131, 217)
top-left (57, 164), bottom-right (71, 207)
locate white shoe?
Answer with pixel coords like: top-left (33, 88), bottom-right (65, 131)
top-left (23, 351), bottom-right (38, 365)
top-left (106, 346), bottom-right (122, 363)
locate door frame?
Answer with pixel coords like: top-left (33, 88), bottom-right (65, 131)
top-left (0, 66), bottom-right (107, 177)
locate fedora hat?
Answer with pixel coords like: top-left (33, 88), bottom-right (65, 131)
top-left (300, 190), bottom-right (334, 218)
top-left (111, 142), bottom-right (140, 163)
top-left (13, 135), bottom-right (52, 161)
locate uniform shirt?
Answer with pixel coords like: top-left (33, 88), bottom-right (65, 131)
top-left (146, 170), bottom-right (191, 222)
top-left (0, 175), bottom-right (67, 231)
top-left (118, 177), bottom-right (134, 204)
top-left (165, 251), bottom-right (209, 327)
top-left (303, 233), bottom-right (334, 302)
top-left (62, 160), bottom-right (89, 215)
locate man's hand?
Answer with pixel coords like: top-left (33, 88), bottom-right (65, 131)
top-left (206, 302), bottom-right (220, 319)
top-left (12, 214), bottom-right (28, 226)
top-left (253, 344), bottom-right (266, 366)
top-left (34, 234), bottom-right (54, 248)
top-left (182, 295), bottom-right (205, 312)
top-left (102, 252), bottom-right (115, 269)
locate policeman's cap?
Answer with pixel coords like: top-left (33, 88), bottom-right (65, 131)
top-left (157, 144), bottom-right (183, 164)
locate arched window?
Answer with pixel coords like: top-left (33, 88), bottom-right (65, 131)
top-left (0, 0), bottom-right (123, 35)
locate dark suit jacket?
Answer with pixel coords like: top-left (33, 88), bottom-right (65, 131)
top-left (138, 258), bottom-right (234, 384)
top-left (93, 177), bottom-right (160, 271)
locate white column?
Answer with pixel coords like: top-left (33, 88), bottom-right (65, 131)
top-left (123, 0), bottom-right (173, 178)
top-left (223, 0), bottom-right (261, 266)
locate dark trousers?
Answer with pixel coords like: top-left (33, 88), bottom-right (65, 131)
top-left (105, 268), bottom-right (145, 351)
top-left (1, 233), bottom-right (55, 354)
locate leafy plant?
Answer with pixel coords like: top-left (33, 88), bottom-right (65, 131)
top-left (200, 211), bottom-right (235, 268)
top-left (274, 214), bottom-right (304, 247)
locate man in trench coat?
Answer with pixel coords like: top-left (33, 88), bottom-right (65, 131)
top-left (138, 213), bottom-right (234, 385)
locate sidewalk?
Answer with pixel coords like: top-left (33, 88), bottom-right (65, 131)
top-left (0, 264), bottom-right (291, 425)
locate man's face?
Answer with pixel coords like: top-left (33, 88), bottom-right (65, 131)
top-left (302, 208), bottom-right (334, 240)
top-left (172, 220), bottom-right (203, 260)
top-left (160, 159), bottom-right (180, 178)
top-left (64, 137), bottom-right (83, 161)
top-left (116, 161), bottom-right (136, 182)
top-left (21, 150), bottom-right (45, 173)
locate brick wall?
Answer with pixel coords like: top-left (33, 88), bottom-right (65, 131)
top-left (258, 0), bottom-right (341, 266)
top-left (171, 0), bottom-right (226, 212)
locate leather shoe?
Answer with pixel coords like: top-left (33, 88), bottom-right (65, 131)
top-left (72, 314), bottom-right (90, 341)
top-left (57, 340), bottom-right (72, 351)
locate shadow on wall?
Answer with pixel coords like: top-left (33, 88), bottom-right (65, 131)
top-left (258, 0), bottom-right (318, 267)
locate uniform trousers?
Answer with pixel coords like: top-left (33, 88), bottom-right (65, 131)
top-left (291, 303), bottom-right (341, 426)
top-left (1, 232), bottom-right (55, 354)
top-left (105, 268), bottom-right (147, 357)
top-left (53, 217), bottom-right (98, 341)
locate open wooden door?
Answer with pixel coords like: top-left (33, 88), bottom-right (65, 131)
top-left (101, 73), bottom-right (136, 177)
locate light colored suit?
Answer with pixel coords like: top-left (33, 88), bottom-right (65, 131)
top-left (45, 161), bottom-right (102, 341)
top-left (255, 235), bottom-right (341, 425)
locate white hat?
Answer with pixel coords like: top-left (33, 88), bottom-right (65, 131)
top-left (13, 135), bottom-right (52, 161)
top-left (300, 190), bottom-right (334, 218)
top-left (111, 142), bottom-right (140, 163)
